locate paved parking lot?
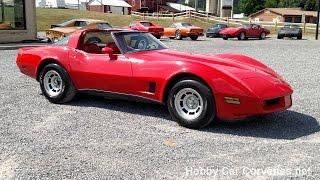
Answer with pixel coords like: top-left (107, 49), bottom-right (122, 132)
top-left (0, 37), bottom-right (319, 179)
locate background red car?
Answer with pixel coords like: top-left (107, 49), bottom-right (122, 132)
top-left (127, 21), bottom-right (164, 39)
top-left (219, 24), bottom-right (270, 40)
top-left (16, 29), bottom-right (292, 129)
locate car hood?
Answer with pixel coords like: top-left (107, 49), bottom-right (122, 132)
top-left (129, 49), bottom-right (292, 98)
top-left (219, 27), bottom-right (240, 34)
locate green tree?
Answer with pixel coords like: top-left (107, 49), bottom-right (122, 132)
top-left (239, 0), bottom-right (265, 15)
top-left (264, 0), bottom-right (279, 7)
top-left (304, 0), bottom-right (317, 11)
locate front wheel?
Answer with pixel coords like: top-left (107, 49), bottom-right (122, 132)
top-left (277, 34), bottom-right (283, 39)
top-left (167, 79), bottom-right (216, 129)
top-left (190, 35), bottom-right (198, 40)
top-left (39, 64), bottom-right (76, 103)
top-left (222, 36), bottom-right (228, 40)
top-left (175, 30), bottom-right (182, 40)
top-left (238, 32), bottom-right (246, 40)
top-left (297, 34), bottom-right (302, 40)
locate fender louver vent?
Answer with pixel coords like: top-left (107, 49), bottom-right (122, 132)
top-left (148, 82), bottom-right (156, 93)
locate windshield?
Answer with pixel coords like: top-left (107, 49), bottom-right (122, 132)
top-left (181, 22), bottom-right (192, 27)
top-left (113, 32), bottom-right (167, 54)
top-left (140, 22), bottom-right (153, 27)
top-left (97, 23), bottom-right (112, 29)
top-left (212, 24), bottom-right (227, 28)
top-left (241, 24), bottom-right (252, 28)
top-left (284, 24), bottom-right (300, 29)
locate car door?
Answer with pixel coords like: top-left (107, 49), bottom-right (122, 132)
top-left (250, 24), bottom-right (261, 37)
top-left (69, 32), bottom-right (133, 94)
top-left (164, 24), bottom-right (176, 37)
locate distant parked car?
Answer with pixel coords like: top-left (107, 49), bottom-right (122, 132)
top-left (164, 22), bottom-right (204, 40)
top-left (277, 24), bottom-right (302, 39)
top-left (219, 24), bottom-right (270, 40)
top-left (206, 23), bottom-right (228, 38)
top-left (46, 18), bottom-right (112, 42)
top-left (127, 21), bottom-right (164, 39)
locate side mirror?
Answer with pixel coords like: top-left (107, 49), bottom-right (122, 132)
top-left (102, 47), bottom-right (113, 54)
top-left (102, 47), bottom-right (117, 60)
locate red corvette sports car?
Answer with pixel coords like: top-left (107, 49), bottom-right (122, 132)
top-left (219, 24), bottom-right (270, 40)
top-left (127, 21), bottom-right (164, 39)
top-left (16, 29), bottom-right (293, 129)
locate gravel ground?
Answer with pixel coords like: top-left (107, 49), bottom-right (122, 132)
top-left (0, 37), bottom-right (319, 179)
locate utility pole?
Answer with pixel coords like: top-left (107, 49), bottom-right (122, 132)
top-left (316, 0), bottom-right (320, 40)
top-left (78, 0), bottom-right (80, 10)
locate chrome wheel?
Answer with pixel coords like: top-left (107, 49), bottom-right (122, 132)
top-left (174, 88), bottom-right (204, 121)
top-left (261, 32), bottom-right (266, 39)
top-left (175, 31), bottom-right (182, 39)
top-left (240, 32), bottom-right (245, 40)
top-left (43, 70), bottom-right (63, 97)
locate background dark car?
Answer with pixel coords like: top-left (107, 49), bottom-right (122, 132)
top-left (277, 24), bottom-right (302, 39)
top-left (206, 23), bottom-right (228, 38)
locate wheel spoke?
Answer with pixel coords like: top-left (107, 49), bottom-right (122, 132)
top-left (43, 70), bottom-right (63, 97)
top-left (174, 88), bottom-right (203, 121)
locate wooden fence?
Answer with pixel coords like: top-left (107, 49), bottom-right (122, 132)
top-left (132, 11), bottom-right (319, 34)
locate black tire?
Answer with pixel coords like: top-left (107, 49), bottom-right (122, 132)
top-left (169, 37), bottom-right (175, 39)
top-left (259, 32), bottom-right (266, 40)
top-left (175, 30), bottom-right (182, 40)
top-left (277, 34), bottom-right (283, 39)
top-left (190, 35), bottom-right (198, 40)
top-left (297, 34), bottom-right (302, 40)
top-left (167, 79), bottom-right (216, 129)
top-left (222, 37), bottom-right (228, 40)
top-left (238, 32), bottom-right (246, 40)
top-left (39, 63), bottom-right (76, 104)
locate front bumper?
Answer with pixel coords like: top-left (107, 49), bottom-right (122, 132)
top-left (221, 34), bottom-right (236, 38)
top-left (215, 93), bottom-right (293, 120)
top-left (206, 32), bottom-right (220, 37)
top-left (278, 33), bottom-right (299, 37)
top-left (187, 32), bottom-right (204, 37)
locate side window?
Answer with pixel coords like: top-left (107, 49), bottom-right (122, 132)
top-left (130, 21), bottom-right (136, 27)
top-left (170, 24), bottom-right (176, 28)
top-left (74, 21), bottom-right (87, 27)
top-left (81, 31), bottom-right (120, 54)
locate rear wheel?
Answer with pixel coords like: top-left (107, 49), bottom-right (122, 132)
top-left (190, 35), bottom-right (198, 40)
top-left (175, 30), bottom-right (182, 40)
top-left (277, 34), bottom-right (283, 39)
top-left (259, 32), bottom-right (266, 40)
top-left (39, 64), bottom-right (76, 103)
top-left (297, 33), bottom-right (302, 40)
top-left (167, 79), bottom-right (216, 129)
top-left (222, 36), bottom-right (228, 40)
top-left (238, 32), bottom-right (246, 40)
